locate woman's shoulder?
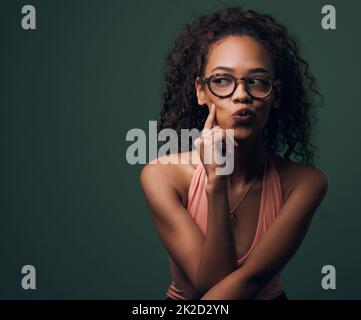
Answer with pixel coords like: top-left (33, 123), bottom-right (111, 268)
top-left (270, 152), bottom-right (328, 201)
top-left (143, 150), bottom-right (200, 174)
top-left (140, 150), bottom-right (200, 206)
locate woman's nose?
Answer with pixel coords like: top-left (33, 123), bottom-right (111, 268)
top-left (231, 79), bottom-right (251, 102)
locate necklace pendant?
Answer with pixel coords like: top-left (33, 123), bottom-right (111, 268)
top-left (230, 213), bottom-right (237, 224)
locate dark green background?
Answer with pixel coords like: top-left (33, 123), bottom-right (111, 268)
top-left (1, 0), bottom-right (360, 299)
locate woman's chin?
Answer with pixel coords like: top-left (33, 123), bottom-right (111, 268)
top-left (233, 127), bottom-right (254, 140)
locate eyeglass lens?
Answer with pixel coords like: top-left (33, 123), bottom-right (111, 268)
top-left (209, 74), bottom-right (271, 98)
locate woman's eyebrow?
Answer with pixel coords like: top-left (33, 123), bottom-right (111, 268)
top-left (211, 66), bottom-right (271, 74)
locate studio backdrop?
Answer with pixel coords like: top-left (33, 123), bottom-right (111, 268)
top-left (1, 0), bottom-right (360, 299)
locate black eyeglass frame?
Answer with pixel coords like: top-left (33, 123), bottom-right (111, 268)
top-left (200, 73), bottom-right (280, 99)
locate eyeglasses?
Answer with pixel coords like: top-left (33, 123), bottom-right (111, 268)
top-left (201, 73), bottom-right (276, 99)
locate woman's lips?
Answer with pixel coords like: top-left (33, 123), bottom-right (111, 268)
top-left (232, 114), bottom-right (255, 124)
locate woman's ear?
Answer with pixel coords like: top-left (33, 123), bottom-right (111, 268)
top-left (195, 77), bottom-right (207, 106)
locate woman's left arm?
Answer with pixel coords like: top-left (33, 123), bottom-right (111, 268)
top-left (201, 168), bottom-right (328, 300)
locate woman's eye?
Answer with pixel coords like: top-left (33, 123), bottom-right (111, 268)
top-left (212, 77), bottom-right (232, 86)
top-left (249, 78), bottom-right (267, 86)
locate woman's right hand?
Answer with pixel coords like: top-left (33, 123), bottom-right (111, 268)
top-left (194, 103), bottom-right (236, 184)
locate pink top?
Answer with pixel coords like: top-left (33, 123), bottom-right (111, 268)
top-left (166, 151), bottom-right (285, 300)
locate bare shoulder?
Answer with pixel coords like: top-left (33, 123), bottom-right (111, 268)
top-left (271, 152), bottom-right (328, 201)
top-left (140, 150), bottom-right (201, 207)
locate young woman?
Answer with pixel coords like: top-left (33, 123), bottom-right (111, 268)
top-left (140, 6), bottom-right (328, 300)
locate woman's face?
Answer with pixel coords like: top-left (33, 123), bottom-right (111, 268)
top-left (195, 35), bottom-right (280, 141)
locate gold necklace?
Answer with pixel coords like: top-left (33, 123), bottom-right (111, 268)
top-left (229, 155), bottom-right (266, 224)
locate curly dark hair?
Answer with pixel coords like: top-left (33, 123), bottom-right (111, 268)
top-left (157, 6), bottom-right (323, 164)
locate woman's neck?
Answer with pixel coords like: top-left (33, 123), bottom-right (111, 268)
top-left (229, 134), bottom-right (266, 188)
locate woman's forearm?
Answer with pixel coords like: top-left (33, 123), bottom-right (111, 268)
top-left (195, 177), bottom-right (238, 293)
top-left (200, 266), bottom-right (260, 300)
